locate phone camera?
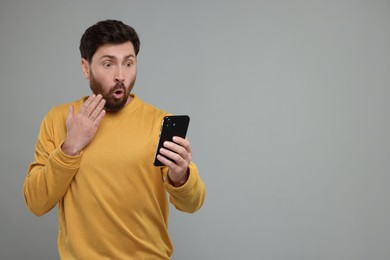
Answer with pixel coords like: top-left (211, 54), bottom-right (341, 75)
top-left (165, 120), bottom-right (176, 128)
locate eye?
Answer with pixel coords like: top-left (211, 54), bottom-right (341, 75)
top-left (103, 61), bottom-right (112, 68)
top-left (125, 61), bottom-right (133, 67)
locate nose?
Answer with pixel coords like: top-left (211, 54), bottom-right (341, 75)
top-left (114, 67), bottom-right (125, 82)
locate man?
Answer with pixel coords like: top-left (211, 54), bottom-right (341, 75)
top-left (23, 19), bottom-right (206, 259)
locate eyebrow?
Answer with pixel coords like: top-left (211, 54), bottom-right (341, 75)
top-left (99, 54), bottom-right (136, 60)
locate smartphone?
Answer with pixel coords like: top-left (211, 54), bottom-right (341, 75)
top-left (153, 115), bottom-right (190, 167)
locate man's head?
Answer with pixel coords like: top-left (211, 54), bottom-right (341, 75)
top-left (79, 20), bottom-right (140, 112)
top-left (79, 19), bottom-right (140, 63)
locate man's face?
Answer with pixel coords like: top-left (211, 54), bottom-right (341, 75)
top-left (82, 42), bottom-right (137, 112)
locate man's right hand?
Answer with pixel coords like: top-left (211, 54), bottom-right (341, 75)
top-left (61, 94), bottom-right (106, 156)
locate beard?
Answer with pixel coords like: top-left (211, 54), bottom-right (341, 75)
top-left (89, 72), bottom-right (135, 112)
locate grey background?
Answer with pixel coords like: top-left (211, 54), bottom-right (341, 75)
top-left (1, 0), bottom-right (389, 259)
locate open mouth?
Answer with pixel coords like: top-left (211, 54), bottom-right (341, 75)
top-left (112, 89), bottom-right (124, 98)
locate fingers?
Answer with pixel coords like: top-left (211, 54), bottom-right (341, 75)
top-left (67, 104), bottom-right (74, 121)
top-left (159, 137), bottom-right (192, 165)
top-left (75, 94), bottom-right (106, 123)
top-left (172, 136), bottom-right (192, 154)
top-left (79, 94), bottom-right (105, 118)
top-left (158, 148), bottom-right (184, 165)
top-left (89, 98), bottom-right (106, 122)
top-left (78, 94), bottom-right (95, 114)
top-left (93, 108), bottom-right (106, 126)
top-left (162, 137), bottom-right (191, 157)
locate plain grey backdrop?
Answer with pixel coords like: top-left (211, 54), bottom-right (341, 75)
top-left (1, 0), bottom-right (389, 259)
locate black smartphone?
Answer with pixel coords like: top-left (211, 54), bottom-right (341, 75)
top-left (153, 115), bottom-right (190, 167)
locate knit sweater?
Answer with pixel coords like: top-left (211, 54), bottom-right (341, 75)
top-left (23, 94), bottom-right (206, 259)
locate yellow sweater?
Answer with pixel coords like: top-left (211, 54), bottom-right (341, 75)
top-left (23, 94), bottom-right (206, 259)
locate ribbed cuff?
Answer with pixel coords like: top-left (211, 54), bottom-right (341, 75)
top-left (51, 142), bottom-right (83, 170)
top-left (164, 162), bottom-right (198, 193)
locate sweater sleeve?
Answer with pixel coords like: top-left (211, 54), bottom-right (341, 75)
top-left (23, 109), bottom-right (81, 216)
top-left (162, 162), bottom-right (206, 213)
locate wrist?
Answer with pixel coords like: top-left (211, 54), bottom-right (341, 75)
top-left (170, 170), bottom-right (189, 187)
top-left (61, 141), bottom-right (81, 156)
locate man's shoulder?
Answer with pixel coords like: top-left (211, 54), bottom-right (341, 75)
top-left (135, 95), bottom-right (169, 117)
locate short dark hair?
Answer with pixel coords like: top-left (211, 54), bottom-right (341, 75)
top-left (79, 19), bottom-right (140, 62)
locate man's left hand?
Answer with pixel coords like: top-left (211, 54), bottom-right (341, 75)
top-left (157, 136), bottom-right (192, 187)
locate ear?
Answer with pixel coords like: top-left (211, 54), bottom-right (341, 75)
top-left (81, 58), bottom-right (90, 79)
